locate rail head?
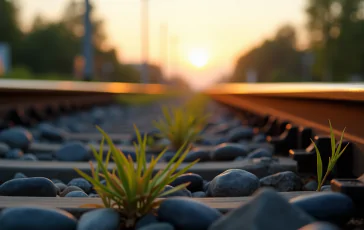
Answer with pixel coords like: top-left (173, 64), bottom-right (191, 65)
top-left (0, 79), bottom-right (177, 95)
top-left (204, 83), bottom-right (364, 102)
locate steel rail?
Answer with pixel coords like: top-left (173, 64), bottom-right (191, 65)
top-left (0, 79), bottom-right (175, 127)
top-left (204, 83), bottom-right (364, 177)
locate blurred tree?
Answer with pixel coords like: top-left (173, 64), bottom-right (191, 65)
top-left (306, 0), bottom-right (364, 81)
top-left (16, 19), bottom-right (80, 74)
top-left (0, 0), bottom-right (22, 63)
top-left (230, 24), bottom-right (302, 82)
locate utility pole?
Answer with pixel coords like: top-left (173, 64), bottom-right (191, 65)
top-left (140, 0), bottom-right (149, 83)
top-left (83, 0), bottom-right (93, 81)
top-left (170, 35), bottom-right (179, 76)
top-left (160, 23), bottom-right (168, 80)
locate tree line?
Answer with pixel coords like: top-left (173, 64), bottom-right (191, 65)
top-left (229, 0), bottom-right (364, 83)
top-left (0, 0), bottom-right (175, 84)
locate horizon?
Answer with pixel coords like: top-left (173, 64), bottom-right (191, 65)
top-left (18, 0), bottom-right (308, 90)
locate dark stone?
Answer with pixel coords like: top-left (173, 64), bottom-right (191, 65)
top-left (304, 181), bottom-right (318, 191)
top-left (67, 178), bottom-right (92, 194)
top-left (169, 173), bottom-right (203, 192)
top-left (0, 127), bottom-right (33, 151)
top-left (77, 208), bottom-right (120, 230)
top-left (6, 148), bottom-right (23, 159)
top-left (21, 153), bottom-right (38, 161)
top-left (38, 123), bottom-right (65, 142)
top-left (0, 177), bottom-right (57, 197)
top-left (183, 149), bottom-right (211, 162)
top-left (65, 190), bottom-right (88, 197)
top-left (299, 222), bottom-right (341, 230)
top-left (139, 223), bottom-right (175, 230)
top-left (136, 213), bottom-right (159, 229)
top-left (13, 172), bottom-right (27, 179)
top-left (260, 171), bottom-right (302, 192)
top-left (160, 185), bottom-right (191, 198)
top-left (55, 142), bottom-right (91, 162)
top-left (252, 134), bottom-right (266, 143)
top-left (320, 185), bottom-right (331, 191)
top-left (209, 188), bottom-right (314, 230)
top-left (0, 142), bottom-right (10, 157)
top-left (208, 169), bottom-right (259, 197)
top-left (52, 178), bottom-right (64, 184)
top-left (246, 148), bottom-right (272, 159)
top-left (158, 197), bottom-right (222, 230)
top-left (192, 191), bottom-right (206, 197)
top-left (203, 181), bottom-right (210, 192)
top-left (60, 186), bottom-right (84, 197)
top-left (210, 143), bottom-right (249, 161)
top-left (55, 183), bottom-right (67, 194)
top-left (227, 127), bottom-right (254, 142)
top-left (88, 193), bottom-right (99, 198)
top-left (0, 206), bottom-right (77, 230)
top-left (290, 192), bottom-right (354, 225)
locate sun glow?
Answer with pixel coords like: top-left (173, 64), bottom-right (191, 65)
top-left (188, 49), bottom-right (209, 68)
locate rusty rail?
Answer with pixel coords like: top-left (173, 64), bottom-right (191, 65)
top-left (204, 82), bottom-right (364, 177)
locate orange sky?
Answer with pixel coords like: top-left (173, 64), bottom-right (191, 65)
top-left (19, 0), bottom-right (308, 90)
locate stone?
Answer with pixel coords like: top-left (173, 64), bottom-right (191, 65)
top-left (183, 149), bottom-right (211, 162)
top-left (208, 169), bottom-right (259, 197)
top-left (55, 183), bottom-right (67, 194)
top-left (135, 213), bottom-right (158, 229)
top-left (252, 134), bottom-right (267, 143)
top-left (21, 153), bottom-right (38, 161)
top-left (0, 127), bottom-right (33, 151)
top-left (304, 181), bottom-right (319, 191)
top-left (206, 123), bottom-right (231, 135)
top-left (210, 143), bottom-right (249, 161)
top-left (13, 172), bottom-right (27, 179)
top-left (299, 222), bottom-right (341, 230)
top-left (227, 127), bottom-right (254, 142)
top-left (0, 142), bottom-right (10, 157)
top-left (169, 173), bottom-right (203, 192)
top-left (0, 177), bottom-right (57, 197)
top-left (67, 178), bottom-right (92, 194)
top-left (0, 206), bottom-right (77, 230)
top-left (160, 185), bottom-right (191, 198)
top-left (139, 223), bottom-right (175, 230)
top-left (203, 181), bottom-right (210, 192)
top-left (158, 197), bottom-right (222, 230)
top-left (320, 185), bottom-right (331, 191)
top-left (65, 190), bottom-right (88, 197)
top-left (208, 188), bottom-right (314, 230)
top-left (55, 142), bottom-right (91, 162)
top-left (88, 193), bottom-right (99, 198)
top-left (290, 192), bottom-right (354, 225)
top-left (247, 142), bottom-right (275, 154)
top-left (52, 178), bottom-right (64, 184)
top-left (60, 186), bottom-right (84, 197)
top-left (38, 123), bottom-right (65, 142)
top-left (6, 148), bottom-right (23, 159)
top-left (192, 191), bottom-right (206, 197)
top-left (260, 171), bottom-right (302, 192)
top-left (246, 148), bottom-right (272, 159)
top-left (77, 208), bottom-right (120, 230)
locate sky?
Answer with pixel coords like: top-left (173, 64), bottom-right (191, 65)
top-left (18, 0), bottom-right (308, 90)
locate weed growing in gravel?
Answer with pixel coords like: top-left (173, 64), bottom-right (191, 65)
top-left (311, 120), bottom-right (349, 191)
top-left (74, 125), bottom-right (199, 228)
top-left (153, 105), bottom-right (210, 151)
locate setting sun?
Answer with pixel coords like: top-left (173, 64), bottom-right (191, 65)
top-left (188, 49), bottom-right (209, 68)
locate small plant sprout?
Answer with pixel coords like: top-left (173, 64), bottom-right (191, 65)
top-left (74, 125), bottom-right (199, 228)
top-left (153, 105), bottom-right (210, 151)
top-left (311, 120), bottom-right (349, 191)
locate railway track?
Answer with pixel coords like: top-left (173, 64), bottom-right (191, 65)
top-left (0, 79), bottom-right (363, 229)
